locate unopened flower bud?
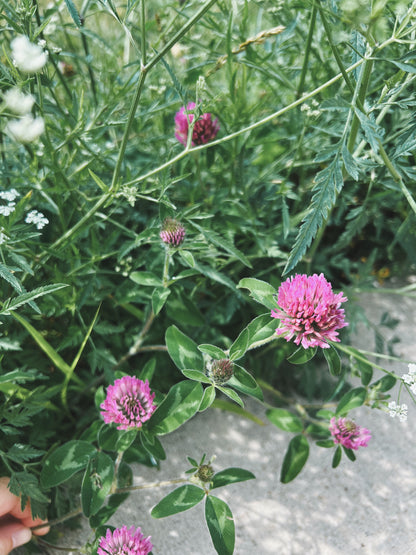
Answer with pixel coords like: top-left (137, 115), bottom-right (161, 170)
top-left (160, 218), bottom-right (186, 247)
top-left (206, 358), bottom-right (234, 385)
top-left (197, 463), bottom-right (214, 483)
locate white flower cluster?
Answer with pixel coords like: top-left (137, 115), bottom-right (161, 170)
top-left (25, 210), bottom-right (49, 229)
top-left (0, 189), bottom-right (20, 217)
top-left (388, 401), bottom-right (408, 423)
top-left (402, 363), bottom-right (416, 395)
top-left (11, 36), bottom-right (48, 74)
top-left (3, 36), bottom-right (47, 143)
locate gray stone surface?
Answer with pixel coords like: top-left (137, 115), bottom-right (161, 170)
top-left (13, 286), bottom-right (416, 554)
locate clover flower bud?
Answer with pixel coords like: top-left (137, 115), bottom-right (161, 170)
top-left (197, 463), bottom-right (215, 483)
top-left (175, 102), bottom-right (219, 146)
top-left (206, 358), bottom-right (234, 385)
top-left (160, 218), bottom-right (186, 247)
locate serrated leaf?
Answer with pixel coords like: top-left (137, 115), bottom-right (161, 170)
top-left (151, 485), bottom-right (205, 518)
top-left (0, 262), bottom-right (23, 294)
top-left (283, 154), bottom-right (343, 274)
top-left (6, 444), bottom-right (45, 464)
top-left (266, 408), bottom-right (303, 432)
top-left (191, 223), bottom-right (252, 268)
top-left (280, 435), bottom-right (309, 483)
top-left (354, 108), bottom-right (384, 154)
top-left (342, 145), bottom-right (359, 180)
top-left (335, 387), bottom-right (367, 415)
top-left (165, 325), bottom-right (204, 372)
top-left (64, 0), bottom-right (82, 26)
top-left (3, 283), bottom-right (68, 314)
top-left (205, 496), bottom-right (235, 555)
top-left (211, 468), bottom-right (255, 490)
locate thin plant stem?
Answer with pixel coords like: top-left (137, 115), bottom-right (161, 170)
top-left (296, 3), bottom-right (318, 99)
top-left (141, 0), bottom-right (147, 67)
top-left (123, 52), bottom-right (372, 189)
top-left (117, 477), bottom-right (187, 493)
top-left (80, 31), bottom-right (98, 105)
top-left (30, 478), bottom-right (188, 532)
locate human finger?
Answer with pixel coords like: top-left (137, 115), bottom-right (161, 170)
top-left (0, 522), bottom-right (32, 555)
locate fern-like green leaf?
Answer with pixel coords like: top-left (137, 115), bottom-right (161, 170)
top-left (64, 0), bottom-right (82, 27)
top-left (284, 154), bottom-right (343, 274)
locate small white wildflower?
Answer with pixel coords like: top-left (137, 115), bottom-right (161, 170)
top-left (3, 88), bottom-right (35, 115)
top-left (7, 115), bottom-right (45, 143)
top-left (388, 401), bottom-right (408, 422)
top-left (0, 203), bottom-right (16, 216)
top-left (402, 363), bottom-right (416, 395)
top-left (25, 210), bottom-right (49, 229)
top-left (11, 35), bottom-right (48, 73)
top-left (402, 363), bottom-right (416, 383)
top-left (0, 189), bottom-right (19, 202)
top-left (0, 230), bottom-right (8, 245)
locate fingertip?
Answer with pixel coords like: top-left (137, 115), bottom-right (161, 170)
top-left (32, 522), bottom-right (50, 536)
top-left (12, 528), bottom-right (32, 549)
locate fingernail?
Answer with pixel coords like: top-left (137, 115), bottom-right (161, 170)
top-left (12, 528), bottom-right (32, 548)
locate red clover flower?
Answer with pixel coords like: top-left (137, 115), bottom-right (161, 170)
top-left (97, 525), bottom-right (152, 555)
top-left (271, 273), bottom-right (348, 349)
top-left (329, 417), bottom-right (371, 450)
top-left (160, 218), bottom-right (186, 247)
top-left (100, 376), bottom-right (156, 430)
top-left (174, 102), bottom-right (219, 146)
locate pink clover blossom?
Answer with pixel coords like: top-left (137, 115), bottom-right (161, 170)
top-left (174, 102), bottom-right (219, 146)
top-left (160, 218), bottom-right (186, 247)
top-left (271, 273), bottom-right (348, 349)
top-left (97, 525), bottom-right (152, 555)
top-left (100, 376), bottom-right (156, 430)
top-left (329, 417), bottom-right (371, 450)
